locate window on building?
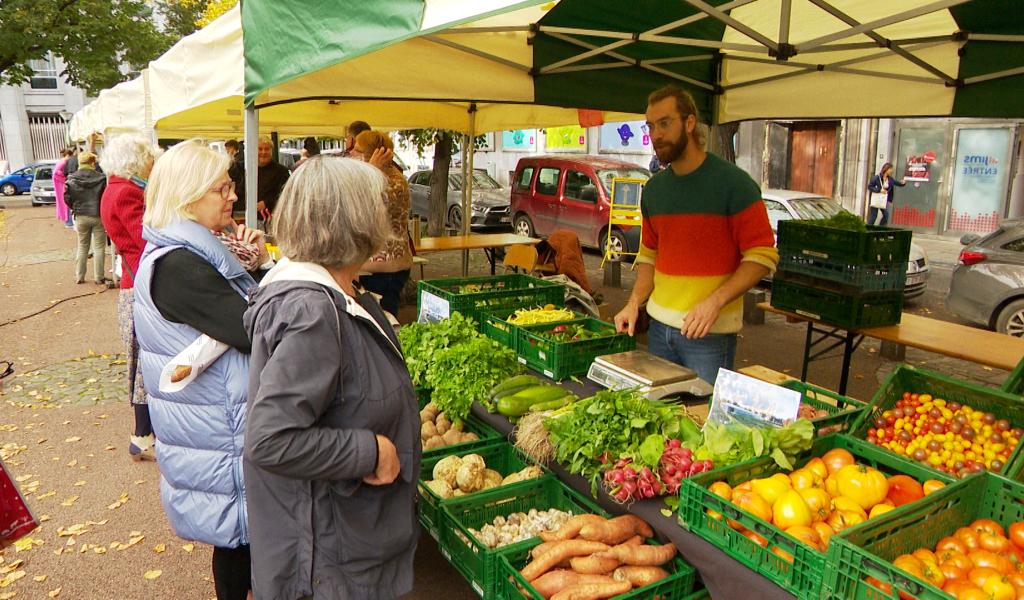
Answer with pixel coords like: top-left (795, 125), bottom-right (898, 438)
top-left (29, 54), bottom-right (58, 90)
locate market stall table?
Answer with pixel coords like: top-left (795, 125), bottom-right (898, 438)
top-left (759, 302), bottom-right (1024, 395)
top-left (469, 377), bottom-right (796, 600)
top-left (414, 233), bottom-right (539, 276)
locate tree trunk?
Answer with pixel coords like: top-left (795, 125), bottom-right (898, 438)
top-left (427, 132), bottom-right (453, 236)
top-left (710, 122), bottom-right (740, 163)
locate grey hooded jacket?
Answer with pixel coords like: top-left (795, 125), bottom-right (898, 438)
top-left (242, 259), bottom-right (420, 600)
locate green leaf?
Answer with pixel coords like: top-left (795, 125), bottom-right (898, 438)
top-left (639, 434), bottom-right (665, 467)
top-left (660, 508), bottom-right (672, 518)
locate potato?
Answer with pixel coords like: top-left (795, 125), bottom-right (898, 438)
top-left (442, 429), bottom-right (463, 446)
top-left (461, 432), bottom-right (478, 442)
top-left (421, 421), bottom-right (438, 439)
top-left (436, 414), bottom-right (451, 435)
top-left (450, 420), bottom-right (464, 433)
top-left (423, 436), bottom-right (444, 450)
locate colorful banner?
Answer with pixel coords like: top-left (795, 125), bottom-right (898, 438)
top-left (543, 126), bottom-right (587, 152)
top-left (501, 129), bottom-right (537, 152)
top-left (599, 121), bottom-right (652, 153)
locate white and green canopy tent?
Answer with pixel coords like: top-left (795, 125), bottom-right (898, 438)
top-left (240, 0), bottom-right (1024, 231)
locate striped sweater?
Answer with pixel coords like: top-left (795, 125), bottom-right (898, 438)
top-left (637, 153), bottom-right (779, 334)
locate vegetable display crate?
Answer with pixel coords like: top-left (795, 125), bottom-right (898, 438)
top-left (496, 537), bottom-right (697, 600)
top-left (770, 278), bottom-right (903, 329)
top-left (824, 472), bottom-right (1024, 600)
top-left (438, 476), bottom-right (607, 598)
top-left (849, 364), bottom-right (1024, 480)
top-left (418, 441), bottom-right (535, 541)
top-left (777, 220), bottom-right (912, 265)
top-left (516, 317), bottom-right (636, 380)
top-left (777, 249), bottom-right (908, 295)
top-left (416, 274), bottom-right (565, 324)
top-left (677, 434), bottom-right (954, 600)
top-left (479, 308), bottom-right (583, 352)
top-left (418, 392), bottom-right (504, 461)
top-left (780, 379), bottom-right (868, 436)
top-left (1003, 355), bottom-right (1024, 396)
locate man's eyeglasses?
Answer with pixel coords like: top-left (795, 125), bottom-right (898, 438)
top-left (209, 181), bottom-right (236, 200)
top-left (645, 116), bottom-right (680, 133)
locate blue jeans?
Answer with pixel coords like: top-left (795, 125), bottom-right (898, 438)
top-left (868, 206), bottom-right (889, 226)
top-left (647, 319), bottom-right (737, 385)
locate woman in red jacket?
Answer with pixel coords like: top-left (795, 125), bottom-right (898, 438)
top-left (99, 134), bottom-right (161, 461)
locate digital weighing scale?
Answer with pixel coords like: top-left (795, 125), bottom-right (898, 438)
top-left (587, 350), bottom-right (713, 400)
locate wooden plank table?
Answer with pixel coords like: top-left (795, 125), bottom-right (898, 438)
top-left (414, 233), bottom-right (539, 276)
top-left (759, 302), bottom-right (1024, 394)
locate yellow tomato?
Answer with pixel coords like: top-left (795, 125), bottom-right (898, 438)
top-left (824, 475), bottom-right (840, 498)
top-left (869, 504), bottom-right (895, 519)
top-left (832, 496), bottom-right (868, 519)
top-left (805, 458), bottom-right (828, 479)
top-left (798, 488), bottom-right (832, 520)
top-left (751, 477), bottom-right (790, 505)
top-left (835, 464), bottom-right (889, 510)
top-left (790, 469), bottom-right (824, 491)
top-left (773, 489), bottom-right (813, 530)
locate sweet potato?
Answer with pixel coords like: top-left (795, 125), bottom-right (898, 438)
top-left (578, 515), bottom-right (654, 545)
top-left (539, 514), bottom-right (606, 542)
top-left (531, 541), bottom-right (560, 559)
top-left (529, 571), bottom-right (616, 599)
top-left (602, 542), bottom-right (676, 566)
top-left (568, 555), bottom-right (619, 575)
top-left (521, 540), bottom-right (611, 581)
top-left (612, 565), bottom-right (669, 587)
top-left (622, 535), bottom-right (643, 546)
top-left (549, 581), bottom-right (632, 600)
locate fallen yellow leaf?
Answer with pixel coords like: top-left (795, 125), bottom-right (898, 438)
top-left (181, 543), bottom-right (195, 553)
top-left (72, 481), bottom-right (86, 487)
top-left (143, 570), bottom-right (162, 580)
top-left (48, 588), bottom-right (61, 598)
top-left (33, 576), bottom-right (46, 582)
top-left (14, 475), bottom-right (32, 483)
top-left (0, 570), bottom-right (26, 587)
top-left (63, 437), bottom-right (80, 443)
top-left (65, 460), bottom-right (77, 467)
top-left (59, 496), bottom-right (78, 507)
top-left (0, 592), bottom-right (16, 599)
top-left (153, 544), bottom-right (165, 554)
top-left (36, 491), bottom-right (55, 500)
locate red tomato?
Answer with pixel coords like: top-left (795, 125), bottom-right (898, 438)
top-left (886, 475), bottom-right (925, 507)
top-left (937, 537), bottom-right (969, 555)
top-left (1010, 522), bottom-right (1024, 551)
top-left (973, 519), bottom-right (1007, 538)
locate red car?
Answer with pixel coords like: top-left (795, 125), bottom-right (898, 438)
top-left (510, 155), bottom-right (649, 256)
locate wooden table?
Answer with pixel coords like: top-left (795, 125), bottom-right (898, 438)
top-left (414, 233), bottom-right (539, 276)
top-left (759, 302), bottom-right (1024, 394)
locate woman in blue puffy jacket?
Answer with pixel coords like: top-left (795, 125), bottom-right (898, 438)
top-left (133, 140), bottom-right (275, 600)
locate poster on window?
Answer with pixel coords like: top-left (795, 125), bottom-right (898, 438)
top-left (543, 126), bottom-right (587, 152)
top-left (501, 129), bottom-right (537, 152)
top-left (903, 150), bottom-right (937, 182)
top-left (599, 121), bottom-right (652, 154)
top-left (948, 128), bottom-right (1012, 234)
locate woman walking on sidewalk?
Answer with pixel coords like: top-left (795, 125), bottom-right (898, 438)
top-left (867, 162), bottom-right (906, 226)
top-left (99, 134), bottom-right (161, 461)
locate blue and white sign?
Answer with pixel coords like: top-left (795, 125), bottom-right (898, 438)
top-left (599, 121), bottom-right (652, 154)
top-left (502, 129), bottom-right (537, 152)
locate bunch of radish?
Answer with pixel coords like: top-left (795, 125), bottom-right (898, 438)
top-left (602, 439), bottom-right (713, 503)
top-left (659, 439), bottom-right (713, 494)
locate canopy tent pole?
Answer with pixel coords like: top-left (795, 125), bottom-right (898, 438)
top-left (244, 106), bottom-right (259, 227)
top-left (461, 104), bottom-right (477, 277)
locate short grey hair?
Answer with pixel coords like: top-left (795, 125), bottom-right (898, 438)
top-left (100, 133), bottom-right (160, 178)
top-left (273, 156), bottom-right (390, 269)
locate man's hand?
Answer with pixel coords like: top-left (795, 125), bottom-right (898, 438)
top-left (681, 295), bottom-right (723, 339)
top-left (614, 302), bottom-right (641, 336)
top-left (363, 435), bottom-right (400, 486)
top-left (369, 147), bottom-right (395, 171)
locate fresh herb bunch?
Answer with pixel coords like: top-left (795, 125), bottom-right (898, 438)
top-left (544, 389), bottom-right (689, 490)
top-left (809, 210), bottom-right (868, 233)
top-left (398, 312), bottom-right (479, 387)
top-left (426, 337), bottom-right (521, 420)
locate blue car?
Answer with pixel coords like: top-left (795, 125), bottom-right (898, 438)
top-left (1, 162), bottom-right (53, 196)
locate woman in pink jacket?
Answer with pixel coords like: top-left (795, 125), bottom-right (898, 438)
top-left (54, 148), bottom-right (74, 228)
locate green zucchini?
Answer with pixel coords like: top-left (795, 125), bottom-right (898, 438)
top-left (490, 374), bottom-right (542, 398)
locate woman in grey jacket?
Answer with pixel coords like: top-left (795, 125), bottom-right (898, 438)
top-left (243, 156), bottom-right (420, 600)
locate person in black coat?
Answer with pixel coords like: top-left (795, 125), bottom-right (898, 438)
top-left (867, 162), bottom-right (907, 226)
top-left (64, 152), bottom-right (109, 284)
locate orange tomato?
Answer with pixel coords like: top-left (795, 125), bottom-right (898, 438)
top-left (969, 566), bottom-right (1004, 588)
top-left (741, 529), bottom-right (768, 548)
top-left (833, 496), bottom-right (868, 519)
top-left (980, 532), bottom-right (1011, 554)
top-left (785, 525), bottom-right (822, 551)
top-left (917, 559), bottom-right (947, 588)
top-left (812, 522), bottom-right (834, 549)
top-left (894, 554), bottom-right (926, 579)
top-left (790, 468), bottom-right (823, 491)
top-left (940, 561), bottom-right (967, 583)
top-left (937, 537), bottom-right (969, 555)
top-left (938, 550), bottom-right (974, 572)
top-left (821, 448), bottom-right (855, 475)
top-left (923, 479), bottom-right (946, 496)
top-left (973, 519), bottom-right (1007, 538)
top-left (824, 475), bottom-right (840, 498)
top-left (706, 508), bottom-right (724, 521)
top-left (982, 575), bottom-right (1016, 600)
top-left (969, 550), bottom-right (1014, 575)
top-left (913, 548), bottom-right (939, 565)
top-left (866, 576), bottom-right (892, 594)
top-left (886, 474), bottom-right (925, 507)
top-left (835, 464), bottom-right (890, 510)
top-left (1007, 570), bottom-right (1024, 590)
top-left (805, 457), bottom-right (828, 479)
top-left (1003, 545), bottom-right (1024, 571)
top-left (772, 546), bottom-right (794, 564)
top-left (735, 481), bottom-right (753, 492)
top-left (735, 491), bottom-right (773, 524)
top-left (709, 481), bottom-right (733, 501)
top-left (959, 588), bottom-right (995, 600)
top-left (798, 488), bottom-right (831, 520)
top-left (957, 527), bottom-right (982, 551)
top-left (1010, 522), bottom-right (1024, 551)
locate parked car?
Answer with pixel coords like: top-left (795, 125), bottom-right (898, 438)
top-left (409, 168), bottom-right (509, 230)
top-left (946, 220), bottom-right (1024, 337)
top-left (30, 164), bottom-right (56, 206)
top-left (763, 189), bottom-right (930, 299)
top-left (1, 161), bottom-right (55, 196)
top-left (510, 155), bottom-right (650, 256)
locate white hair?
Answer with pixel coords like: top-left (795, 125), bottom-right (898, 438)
top-left (100, 133), bottom-right (161, 179)
top-left (273, 156), bottom-right (390, 268)
top-left (144, 139), bottom-right (230, 229)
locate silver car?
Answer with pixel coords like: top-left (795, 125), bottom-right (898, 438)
top-left (763, 189), bottom-right (930, 299)
top-left (30, 164), bottom-right (57, 206)
top-left (409, 169), bottom-right (510, 230)
top-left (947, 220), bottom-right (1024, 337)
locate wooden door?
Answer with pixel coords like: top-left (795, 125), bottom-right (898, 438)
top-left (787, 123), bottom-right (838, 197)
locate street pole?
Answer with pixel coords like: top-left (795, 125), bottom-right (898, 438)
top-left (462, 103), bottom-right (477, 276)
top-left (244, 106), bottom-right (259, 228)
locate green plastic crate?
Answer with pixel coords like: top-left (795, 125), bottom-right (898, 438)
top-left (418, 442), bottom-right (535, 541)
top-left (780, 380), bottom-right (868, 436)
top-left (417, 274), bottom-right (565, 324)
top-left (418, 391), bottom-right (504, 461)
top-left (516, 317), bottom-right (636, 380)
top-left (676, 434), bottom-right (955, 600)
top-left (771, 278), bottom-right (903, 329)
top-left (479, 307), bottom-right (583, 351)
top-left (850, 364), bottom-right (1024, 480)
top-left (496, 537), bottom-right (697, 600)
top-left (824, 472), bottom-right (1024, 600)
top-left (777, 249), bottom-right (908, 294)
top-left (1003, 355), bottom-right (1024, 396)
top-left (777, 221), bottom-right (912, 265)
top-left (438, 477), bottom-right (607, 598)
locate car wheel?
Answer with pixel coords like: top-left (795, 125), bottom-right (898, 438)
top-left (513, 214), bottom-right (534, 238)
top-left (602, 228), bottom-right (629, 261)
top-left (996, 299), bottom-right (1024, 337)
top-left (1, 183), bottom-right (15, 196)
top-left (447, 205), bottom-right (463, 232)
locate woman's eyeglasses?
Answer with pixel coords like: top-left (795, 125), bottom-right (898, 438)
top-left (210, 181), bottom-right (236, 200)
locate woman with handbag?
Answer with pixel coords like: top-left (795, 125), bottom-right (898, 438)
top-left (867, 162), bottom-right (906, 226)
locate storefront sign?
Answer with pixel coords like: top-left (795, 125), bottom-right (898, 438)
top-left (501, 129), bottom-right (537, 152)
top-left (599, 121), bottom-right (651, 153)
top-left (949, 127), bottom-right (1012, 234)
top-left (543, 126), bottom-right (587, 152)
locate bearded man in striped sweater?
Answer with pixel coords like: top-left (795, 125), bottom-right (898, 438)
top-left (614, 85), bottom-right (779, 385)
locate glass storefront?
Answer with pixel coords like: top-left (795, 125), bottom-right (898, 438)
top-left (890, 127), bottom-right (948, 232)
top-left (948, 127), bottom-right (1014, 235)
